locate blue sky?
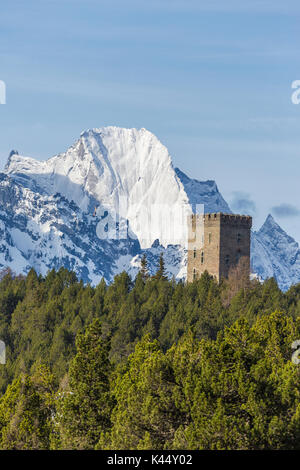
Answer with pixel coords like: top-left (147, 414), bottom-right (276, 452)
top-left (1, 0), bottom-right (300, 239)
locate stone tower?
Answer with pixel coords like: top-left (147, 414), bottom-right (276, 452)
top-left (187, 212), bottom-right (252, 282)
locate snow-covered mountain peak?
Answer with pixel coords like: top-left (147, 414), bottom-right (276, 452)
top-left (5, 152), bottom-right (41, 172)
top-left (5, 126), bottom-right (191, 247)
top-left (251, 214), bottom-right (300, 291)
top-left (260, 214), bottom-right (278, 230)
top-left (258, 213), bottom-right (297, 246)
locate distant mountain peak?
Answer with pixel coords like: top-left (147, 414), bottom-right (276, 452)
top-left (251, 213), bottom-right (300, 291)
top-left (175, 168), bottom-right (216, 187)
top-left (258, 213), bottom-right (297, 244)
top-left (5, 150), bottom-right (20, 171)
top-left (8, 149), bottom-right (19, 158)
top-left (259, 213), bottom-right (278, 231)
top-left (264, 213), bottom-right (278, 226)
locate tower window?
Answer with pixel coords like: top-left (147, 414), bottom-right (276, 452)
top-left (193, 248), bottom-right (196, 258)
top-left (201, 251), bottom-right (204, 264)
top-left (225, 255), bottom-right (230, 265)
top-left (208, 232), bottom-right (212, 244)
top-left (193, 268), bottom-right (196, 280)
top-left (236, 249), bottom-right (241, 263)
top-left (237, 233), bottom-right (241, 243)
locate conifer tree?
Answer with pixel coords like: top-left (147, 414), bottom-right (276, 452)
top-left (101, 335), bottom-right (184, 449)
top-left (172, 312), bottom-right (300, 450)
top-left (0, 364), bottom-right (56, 450)
top-left (140, 254), bottom-right (149, 281)
top-left (54, 319), bottom-right (114, 449)
top-left (155, 252), bottom-right (168, 280)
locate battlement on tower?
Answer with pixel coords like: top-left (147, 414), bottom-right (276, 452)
top-left (189, 212), bottom-right (252, 227)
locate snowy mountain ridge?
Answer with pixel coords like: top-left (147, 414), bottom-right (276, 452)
top-left (2, 126), bottom-right (300, 290)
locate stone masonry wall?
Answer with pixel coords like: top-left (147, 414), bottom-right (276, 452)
top-left (187, 213), bottom-right (252, 283)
